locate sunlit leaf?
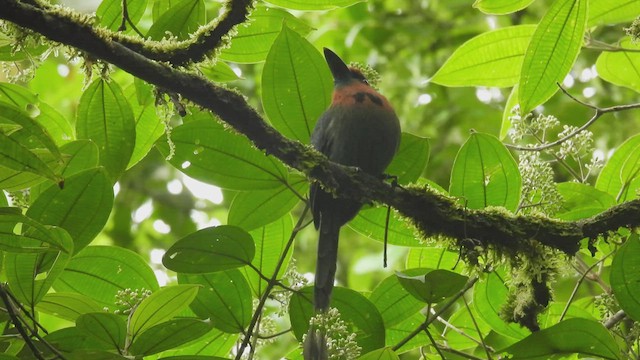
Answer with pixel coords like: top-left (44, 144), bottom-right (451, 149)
top-left (349, 206), bottom-right (420, 246)
top-left (129, 285), bottom-right (200, 338)
top-left (129, 319), bottom-right (212, 356)
top-left (262, 25), bottom-right (333, 143)
top-left (264, 0), bottom-right (363, 10)
top-left (473, 0), bottom-right (535, 14)
top-left (405, 247), bottom-right (459, 270)
top-left (588, 0), bottom-right (640, 26)
top-left (450, 132), bottom-right (521, 211)
top-left (37, 292), bottom-right (103, 321)
top-left (369, 271), bottom-right (425, 328)
top-left (596, 133), bottom-right (640, 202)
top-left (358, 347), bottom-right (400, 360)
top-left (596, 39), bottom-right (640, 93)
top-left (556, 182), bottom-right (615, 220)
top-left (147, 0), bottom-right (205, 40)
top-left (396, 269), bottom-right (468, 303)
top-left (500, 85), bottom-right (519, 140)
top-left (432, 25), bottom-right (536, 87)
top-left (97, 0), bottom-right (147, 31)
top-left (386, 132), bottom-right (429, 185)
top-left (518, 0), bottom-right (587, 114)
top-left (76, 312), bottom-right (127, 350)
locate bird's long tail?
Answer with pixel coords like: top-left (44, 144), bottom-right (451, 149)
top-left (303, 215), bottom-right (340, 360)
top-left (314, 215), bottom-right (340, 311)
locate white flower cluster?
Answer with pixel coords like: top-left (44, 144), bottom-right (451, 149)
top-left (518, 152), bottom-right (562, 215)
top-left (303, 308), bottom-right (361, 360)
top-left (509, 108), bottom-right (559, 143)
top-left (113, 288), bottom-right (152, 315)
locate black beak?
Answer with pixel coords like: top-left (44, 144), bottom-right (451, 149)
top-left (323, 48), bottom-right (351, 83)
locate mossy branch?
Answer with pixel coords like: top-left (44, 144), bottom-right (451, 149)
top-left (0, 0), bottom-right (638, 257)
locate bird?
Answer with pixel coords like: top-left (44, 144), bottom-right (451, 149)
top-left (304, 48), bottom-right (401, 359)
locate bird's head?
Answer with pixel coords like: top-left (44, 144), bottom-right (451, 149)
top-left (323, 48), bottom-right (369, 87)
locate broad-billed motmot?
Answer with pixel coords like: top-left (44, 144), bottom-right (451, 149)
top-left (305, 48), bottom-right (401, 359)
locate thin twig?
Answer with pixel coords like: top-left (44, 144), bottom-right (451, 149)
top-left (559, 251), bottom-right (614, 322)
top-left (423, 326), bottom-right (446, 359)
top-left (0, 284), bottom-right (45, 360)
top-left (392, 275), bottom-right (479, 351)
top-left (463, 297), bottom-right (493, 359)
top-left (235, 205), bottom-right (310, 359)
top-left (507, 84), bottom-right (640, 152)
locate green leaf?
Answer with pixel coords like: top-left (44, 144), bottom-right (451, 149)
top-left (473, 0), bottom-right (535, 14)
top-left (289, 286), bottom-right (385, 353)
top-left (76, 312), bottom-right (127, 350)
top-left (159, 357), bottom-right (231, 360)
top-left (26, 168), bottom-right (114, 253)
top-left (97, 0), bottom-right (148, 31)
top-left (228, 175), bottom-right (305, 231)
top-left (588, 0), bottom-right (640, 26)
top-left (611, 233), bottom-right (640, 322)
top-left (158, 328), bottom-right (236, 357)
top-left (386, 133), bottom-right (429, 185)
top-left (76, 79), bottom-right (135, 180)
top-left (444, 305), bottom-right (491, 350)
top-left (556, 182), bottom-right (615, 220)
top-left (0, 102), bottom-right (62, 159)
top-left (5, 226), bottom-right (73, 306)
top-left (262, 25), bottom-right (333, 143)
top-left (129, 318), bottom-right (212, 356)
top-left (432, 25), bottom-right (536, 87)
top-left (396, 269), bottom-right (468, 303)
top-left (55, 246), bottom-right (159, 308)
top-left (596, 39), bottom-right (640, 93)
top-left (384, 312), bottom-right (430, 353)
top-left (369, 271), bottom-right (425, 328)
top-left (178, 270), bottom-right (252, 333)
top-left (129, 285), bottom-right (200, 338)
top-left (518, 0), bottom-right (587, 114)
top-left (163, 225), bottom-right (255, 273)
top-left (157, 119), bottom-right (288, 190)
top-left (358, 347), bottom-right (400, 360)
top-left (0, 207), bottom-right (70, 252)
top-left (0, 131), bottom-right (62, 184)
top-left (242, 216), bottom-right (294, 296)
top-left (147, 0), bottom-right (205, 40)
top-left (44, 327), bottom-right (112, 353)
top-left (349, 206), bottom-right (420, 246)
top-left (405, 247), bottom-right (459, 270)
top-left (264, 0), bottom-right (362, 10)
top-left (500, 85), bottom-right (519, 140)
top-left (473, 270), bottom-right (530, 339)
top-left (502, 318), bottom-right (621, 360)
top-left (596, 133), bottom-right (640, 202)
top-left (126, 81), bottom-right (164, 168)
top-left (221, 6), bottom-right (312, 63)
top-left (37, 292), bottom-right (103, 321)
top-left (449, 132), bottom-right (521, 211)
top-left (199, 62), bottom-right (241, 82)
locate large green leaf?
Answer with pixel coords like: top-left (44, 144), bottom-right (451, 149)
top-left (406, 247), bottom-right (459, 270)
top-left (44, 327), bottom-right (112, 353)
top-left (556, 182), bottom-right (615, 220)
top-left (37, 292), bottom-right (103, 321)
top-left (502, 318), bottom-right (621, 359)
top-left (55, 246), bottom-right (159, 308)
top-left (221, 6), bottom-right (312, 63)
top-left (432, 25), bottom-right (536, 87)
top-left (289, 286), bottom-right (385, 354)
top-left (262, 26), bottom-right (333, 143)
top-left (384, 312), bottom-right (430, 353)
top-left (5, 226), bottom-right (73, 306)
top-left (76, 312), bottom-right (127, 350)
top-left (129, 319), bottom-right (212, 356)
top-left (473, 0), bottom-right (535, 14)
top-left (596, 133), bottom-right (640, 202)
top-left (163, 225), bottom-right (255, 273)
top-left (518, 0), bottom-right (588, 114)
top-left (349, 206), bottom-right (420, 246)
top-left (0, 102), bottom-right (61, 159)
top-left (500, 85), bottom-right (519, 140)
top-left (179, 270), bottom-right (252, 333)
top-left (396, 269), bottom-right (468, 304)
top-left (26, 168), bottom-right (113, 253)
top-left (369, 271), bottom-right (425, 328)
top-left (449, 132), bottom-right (521, 211)
top-left (147, 0), bottom-right (205, 40)
top-left (129, 285), bottom-right (200, 338)
top-left (473, 270), bottom-right (530, 339)
top-left (126, 80), bottom-right (164, 168)
top-left (611, 233), bottom-right (640, 322)
top-left (264, 0), bottom-right (362, 10)
top-left (76, 79), bottom-right (135, 180)
top-left (596, 39), bottom-right (640, 93)
top-left (0, 207), bottom-right (70, 253)
top-left (158, 328), bottom-right (236, 357)
top-left (0, 131), bottom-right (62, 185)
top-left (228, 175), bottom-right (306, 231)
top-left (588, 0), bottom-right (640, 26)
top-left (385, 132), bottom-right (429, 185)
top-left (157, 119), bottom-right (288, 190)
top-left (358, 348), bottom-right (400, 360)
top-left (242, 216), bottom-right (294, 296)
top-left (97, 0), bottom-right (148, 31)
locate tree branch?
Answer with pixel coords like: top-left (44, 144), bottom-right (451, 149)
top-left (1, 0), bottom-right (639, 258)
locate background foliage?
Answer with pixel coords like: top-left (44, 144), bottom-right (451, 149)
top-left (1, 0), bottom-right (640, 359)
